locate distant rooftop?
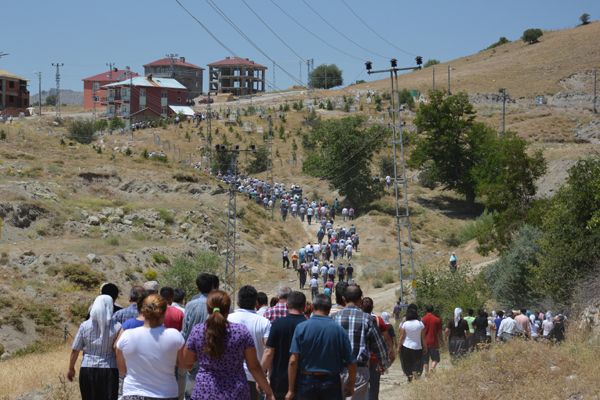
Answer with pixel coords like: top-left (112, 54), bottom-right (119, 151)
top-left (144, 57), bottom-right (204, 70)
top-left (208, 56), bottom-right (267, 69)
top-left (82, 69), bottom-right (139, 82)
top-left (0, 69), bottom-right (27, 81)
top-left (102, 76), bottom-right (187, 90)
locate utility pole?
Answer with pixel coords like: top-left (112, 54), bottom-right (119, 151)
top-left (447, 65), bottom-right (451, 95)
top-left (272, 61), bottom-right (276, 91)
top-left (594, 68), bottom-right (598, 114)
top-left (499, 88), bottom-right (507, 134)
top-left (266, 115), bottom-right (275, 220)
top-left (215, 144), bottom-right (256, 306)
top-left (432, 66), bottom-right (436, 91)
top-left (206, 91), bottom-right (213, 170)
top-left (106, 62), bottom-right (115, 79)
top-left (126, 66), bottom-right (133, 136)
top-left (35, 72), bottom-right (42, 116)
top-left (51, 63), bottom-right (64, 119)
top-left (366, 57), bottom-right (421, 303)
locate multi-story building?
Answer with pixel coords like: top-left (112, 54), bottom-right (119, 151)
top-left (143, 57), bottom-right (203, 100)
top-left (102, 75), bottom-right (190, 121)
top-left (82, 69), bottom-right (138, 110)
top-left (0, 70), bottom-right (29, 116)
top-left (208, 57), bottom-right (267, 96)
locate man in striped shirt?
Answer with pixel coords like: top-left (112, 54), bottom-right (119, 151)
top-left (333, 284), bottom-right (390, 400)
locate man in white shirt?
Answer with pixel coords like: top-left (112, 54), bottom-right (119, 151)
top-left (311, 263), bottom-right (320, 277)
top-left (227, 285), bottom-right (270, 400)
top-left (309, 276), bottom-right (319, 301)
top-left (497, 311), bottom-right (518, 341)
top-left (320, 264), bottom-right (329, 285)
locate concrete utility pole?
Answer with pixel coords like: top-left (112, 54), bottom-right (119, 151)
top-left (499, 88), bottom-right (507, 134)
top-left (166, 53), bottom-right (178, 78)
top-left (51, 63), bottom-right (64, 118)
top-left (447, 65), bottom-right (451, 95)
top-left (366, 57), bottom-right (422, 303)
top-left (126, 66), bottom-right (133, 135)
top-left (432, 66), bottom-right (436, 91)
top-left (106, 62), bottom-right (115, 79)
top-left (266, 115), bottom-right (275, 220)
top-left (272, 61), bottom-right (276, 91)
top-left (35, 72), bottom-right (42, 116)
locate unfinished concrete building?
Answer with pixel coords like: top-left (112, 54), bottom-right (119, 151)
top-left (208, 57), bottom-right (267, 96)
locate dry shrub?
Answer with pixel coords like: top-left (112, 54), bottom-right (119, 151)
top-left (405, 336), bottom-right (600, 399)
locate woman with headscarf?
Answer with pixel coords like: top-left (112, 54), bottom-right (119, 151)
top-left (182, 290), bottom-right (275, 400)
top-left (445, 307), bottom-right (469, 362)
top-left (542, 312), bottom-right (554, 339)
top-left (68, 294), bottom-right (121, 400)
top-left (116, 294), bottom-right (185, 399)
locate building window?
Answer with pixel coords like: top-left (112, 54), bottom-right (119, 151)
top-left (8, 81), bottom-right (15, 89)
top-left (161, 106), bottom-right (168, 116)
top-left (177, 97), bottom-right (181, 102)
top-left (161, 90), bottom-right (167, 98)
top-left (8, 95), bottom-right (15, 103)
top-left (92, 82), bottom-right (100, 91)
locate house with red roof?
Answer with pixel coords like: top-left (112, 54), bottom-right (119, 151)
top-left (144, 56), bottom-right (203, 100)
top-left (82, 68), bottom-right (139, 110)
top-left (208, 56), bottom-right (267, 96)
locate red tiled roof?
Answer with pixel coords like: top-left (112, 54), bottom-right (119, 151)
top-left (144, 57), bottom-right (204, 69)
top-left (208, 56), bottom-right (267, 69)
top-left (82, 69), bottom-right (139, 82)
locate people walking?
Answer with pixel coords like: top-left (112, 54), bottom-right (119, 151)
top-left (182, 291), bottom-right (275, 400)
top-left (264, 287), bottom-right (292, 323)
top-left (421, 305), bottom-right (442, 374)
top-left (446, 308), bottom-right (469, 361)
top-left (398, 305), bottom-right (426, 382)
top-left (282, 247), bottom-right (290, 269)
top-left (286, 294), bottom-right (357, 400)
top-left (68, 295), bottom-right (121, 400)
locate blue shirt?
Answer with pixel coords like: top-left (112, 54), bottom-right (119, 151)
top-left (112, 304), bottom-right (138, 324)
top-left (290, 315), bottom-right (355, 374)
top-left (182, 294), bottom-right (208, 340)
top-left (122, 318), bottom-right (144, 330)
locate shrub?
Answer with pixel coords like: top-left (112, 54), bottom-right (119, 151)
top-left (69, 299), bottom-right (92, 323)
top-left (423, 59), bottom-right (440, 68)
top-left (26, 304), bottom-right (62, 327)
top-left (521, 28), bottom-right (543, 44)
top-left (152, 253), bottom-right (170, 264)
top-left (105, 235), bottom-right (120, 246)
top-left (68, 119), bottom-right (97, 144)
top-left (161, 251), bottom-right (221, 301)
top-left (398, 89), bottom-right (415, 110)
top-left (144, 268), bottom-right (158, 280)
top-left (157, 208), bottom-right (175, 224)
top-left (580, 13), bottom-right (590, 25)
top-left (0, 129), bottom-right (6, 140)
top-left (379, 155), bottom-right (395, 178)
top-left (173, 173), bottom-right (199, 183)
top-left (382, 271), bottom-right (396, 284)
top-left (415, 264), bottom-right (489, 323)
top-left (62, 264), bottom-right (105, 289)
top-left (486, 36), bottom-right (510, 50)
top-left (417, 160), bottom-right (438, 189)
top-left (373, 280), bottom-right (383, 289)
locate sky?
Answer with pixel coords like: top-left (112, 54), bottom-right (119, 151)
top-left (1, 0), bottom-right (599, 93)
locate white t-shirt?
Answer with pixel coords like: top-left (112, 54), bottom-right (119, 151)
top-left (320, 266), bottom-right (329, 276)
top-left (310, 278), bottom-right (319, 288)
top-left (401, 320), bottom-right (425, 350)
top-left (228, 309), bottom-right (271, 382)
top-left (116, 326), bottom-right (184, 398)
top-left (311, 265), bottom-right (320, 275)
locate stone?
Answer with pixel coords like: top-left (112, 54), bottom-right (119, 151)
top-left (123, 219), bottom-right (133, 226)
top-left (87, 216), bottom-right (100, 226)
top-left (180, 223), bottom-right (191, 232)
top-left (115, 208), bottom-right (125, 218)
top-left (0, 352), bottom-right (10, 361)
top-left (87, 253), bottom-right (99, 263)
top-left (101, 207), bottom-right (113, 216)
top-left (108, 216), bottom-right (121, 224)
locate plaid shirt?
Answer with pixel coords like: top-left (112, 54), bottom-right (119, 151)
top-left (111, 303), bottom-right (138, 324)
top-left (333, 305), bottom-right (390, 368)
top-left (72, 319), bottom-right (121, 368)
top-left (263, 302), bottom-right (288, 322)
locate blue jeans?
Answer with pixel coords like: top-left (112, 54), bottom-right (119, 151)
top-left (296, 374), bottom-right (342, 400)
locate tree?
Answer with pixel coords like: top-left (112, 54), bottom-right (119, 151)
top-left (533, 157), bottom-right (600, 304)
top-left (580, 13), bottom-right (591, 25)
top-left (411, 91), bottom-right (490, 205)
top-left (423, 59), bottom-right (440, 68)
top-left (246, 146), bottom-right (269, 174)
top-left (472, 132), bottom-right (546, 252)
top-left (486, 37), bottom-right (510, 50)
top-left (484, 225), bottom-right (542, 308)
top-left (45, 94), bottom-right (57, 106)
top-left (378, 155), bottom-right (395, 178)
top-left (521, 28), bottom-right (543, 44)
top-left (161, 252), bottom-right (220, 301)
top-left (397, 89), bottom-right (415, 110)
top-left (302, 116), bottom-right (389, 209)
top-left (309, 64), bottom-right (343, 89)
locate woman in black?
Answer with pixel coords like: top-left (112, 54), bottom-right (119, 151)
top-left (446, 307), bottom-right (469, 362)
top-left (472, 309), bottom-right (489, 349)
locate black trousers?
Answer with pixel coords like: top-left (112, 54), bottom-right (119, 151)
top-left (79, 367), bottom-right (119, 400)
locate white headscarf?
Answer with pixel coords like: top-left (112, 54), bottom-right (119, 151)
top-left (454, 307), bottom-right (462, 328)
top-left (381, 312), bottom-right (390, 324)
top-left (90, 295), bottom-right (114, 338)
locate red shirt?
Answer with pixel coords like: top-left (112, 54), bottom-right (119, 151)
top-left (163, 305), bottom-right (184, 331)
top-left (422, 312), bottom-right (442, 348)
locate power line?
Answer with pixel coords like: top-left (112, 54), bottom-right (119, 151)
top-left (173, 0), bottom-right (285, 92)
top-left (300, 0), bottom-right (389, 60)
top-left (240, 0), bottom-right (305, 63)
top-left (204, 0), bottom-right (303, 86)
top-left (340, 0), bottom-right (417, 58)
top-left (268, 0), bottom-right (365, 62)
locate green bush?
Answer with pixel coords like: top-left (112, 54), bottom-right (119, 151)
top-left (144, 268), bottom-right (158, 280)
top-left (62, 264), bottom-right (105, 289)
top-left (68, 119), bottom-right (97, 144)
top-left (69, 299), bottom-right (92, 323)
top-left (423, 59), bottom-right (440, 68)
top-left (417, 160), bottom-right (438, 189)
top-left (157, 208), bottom-right (175, 224)
top-left (161, 251), bottom-right (221, 301)
top-left (521, 28), bottom-right (543, 44)
top-left (152, 253), bottom-right (170, 264)
top-left (0, 129), bottom-right (6, 140)
top-left (379, 155), bottom-right (395, 178)
top-left (106, 235), bottom-right (120, 246)
top-left (26, 304), bottom-right (62, 327)
top-left (382, 271), bottom-right (396, 284)
top-left (486, 36), bottom-right (510, 50)
top-left (373, 280), bottom-right (383, 289)
top-left (247, 146), bottom-right (269, 174)
top-left (415, 264), bottom-right (489, 324)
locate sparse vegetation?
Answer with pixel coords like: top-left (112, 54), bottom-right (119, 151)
top-left (161, 251), bottom-right (220, 301)
top-left (423, 59), bottom-right (440, 68)
top-left (486, 36), bottom-right (510, 50)
top-left (522, 28), bottom-right (543, 44)
top-left (152, 253), bottom-right (170, 264)
top-left (105, 235), bottom-right (120, 246)
top-left (67, 119), bottom-right (98, 144)
top-left (157, 208), bottom-right (175, 224)
top-left (144, 268), bottom-right (158, 280)
top-left (62, 264), bottom-right (105, 290)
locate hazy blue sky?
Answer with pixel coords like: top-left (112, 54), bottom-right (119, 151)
top-left (1, 0), bottom-right (599, 92)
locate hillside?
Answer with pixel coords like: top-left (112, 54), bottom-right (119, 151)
top-left (359, 21), bottom-right (600, 98)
